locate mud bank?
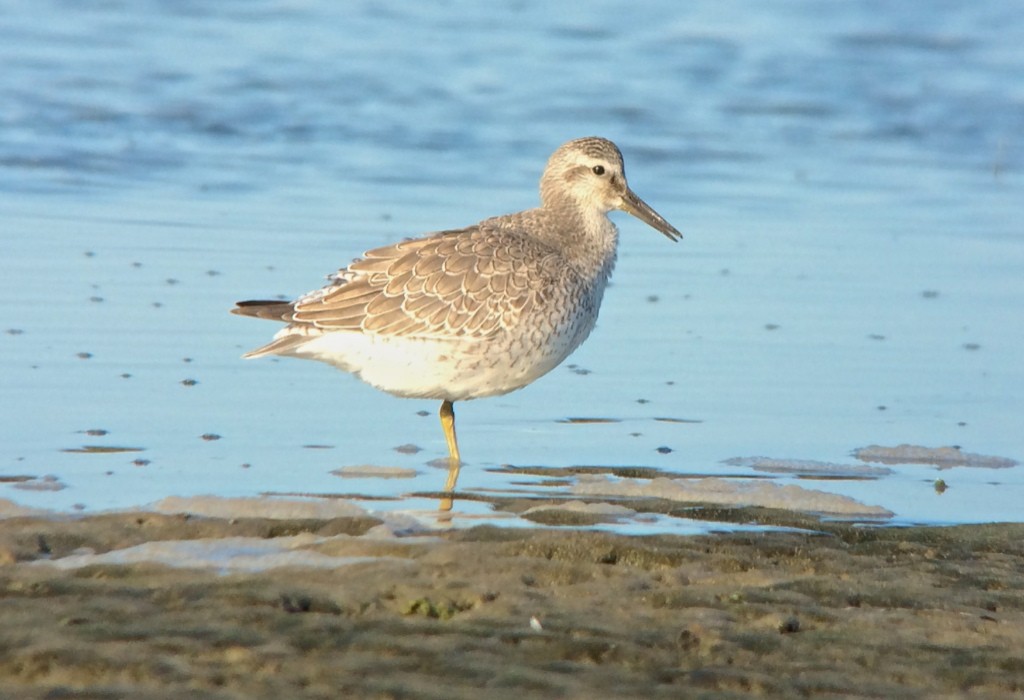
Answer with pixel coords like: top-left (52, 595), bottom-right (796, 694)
top-left (1, 512), bottom-right (1022, 698)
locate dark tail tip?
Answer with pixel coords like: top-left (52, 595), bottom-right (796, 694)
top-left (231, 300), bottom-right (294, 321)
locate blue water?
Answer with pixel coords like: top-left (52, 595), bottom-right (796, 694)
top-left (2, 0), bottom-right (1022, 527)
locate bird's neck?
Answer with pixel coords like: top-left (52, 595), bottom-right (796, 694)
top-left (527, 204), bottom-right (619, 287)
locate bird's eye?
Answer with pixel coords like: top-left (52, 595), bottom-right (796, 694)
top-left (592, 165), bottom-right (605, 176)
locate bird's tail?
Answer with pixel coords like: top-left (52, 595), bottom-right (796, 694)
top-left (231, 300), bottom-right (294, 322)
top-left (232, 300), bottom-right (308, 358)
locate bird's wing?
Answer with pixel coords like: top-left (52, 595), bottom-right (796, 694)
top-left (290, 225), bottom-right (561, 340)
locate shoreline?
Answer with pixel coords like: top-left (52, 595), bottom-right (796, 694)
top-left (2, 511), bottom-right (1022, 698)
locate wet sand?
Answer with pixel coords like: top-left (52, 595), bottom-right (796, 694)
top-left (1, 511), bottom-right (1022, 699)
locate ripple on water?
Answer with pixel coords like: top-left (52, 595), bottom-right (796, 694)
top-left (0, 1), bottom-right (1021, 530)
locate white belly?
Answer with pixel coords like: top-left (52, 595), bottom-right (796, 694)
top-left (292, 325), bottom-right (585, 401)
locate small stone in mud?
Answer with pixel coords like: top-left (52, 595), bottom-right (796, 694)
top-left (200, 433), bottom-right (221, 441)
top-left (779, 616), bottom-right (801, 634)
top-left (676, 627), bottom-right (701, 651)
top-left (84, 429), bottom-right (108, 436)
top-left (181, 379), bottom-right (198, 386)
top-left (656, 446), bottom-right (673, 454)
top-left (280, 594), bottom-right (313, 613)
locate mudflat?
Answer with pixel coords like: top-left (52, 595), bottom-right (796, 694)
top-left (1, 511), bottom-right (1022, 699)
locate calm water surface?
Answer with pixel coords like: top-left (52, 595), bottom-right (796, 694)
top-left (2, 1), bottom-right (1022, 529)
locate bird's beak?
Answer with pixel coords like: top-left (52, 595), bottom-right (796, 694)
top-left (619, 188), bottom-right (682, 242)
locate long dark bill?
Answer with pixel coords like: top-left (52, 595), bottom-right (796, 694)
top-left (620, 188), bottom-right (682, 242)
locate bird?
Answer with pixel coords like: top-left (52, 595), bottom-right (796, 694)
top-left (232, 136), bottom-right (681, 474)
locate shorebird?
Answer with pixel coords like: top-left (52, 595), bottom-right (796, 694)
top-left (233, 136), bottom-right (681, 469)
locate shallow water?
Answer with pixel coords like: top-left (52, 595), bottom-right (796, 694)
top-left (2, 0), bottom-right (1022, 529)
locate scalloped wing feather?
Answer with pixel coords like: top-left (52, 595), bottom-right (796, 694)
top-left (289, 226), bottom-right (563, 341)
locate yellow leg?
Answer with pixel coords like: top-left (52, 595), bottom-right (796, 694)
top-left (439, 399), bottom-right (461, 464)
top-left (438, 399), bottom-right (461, 514)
